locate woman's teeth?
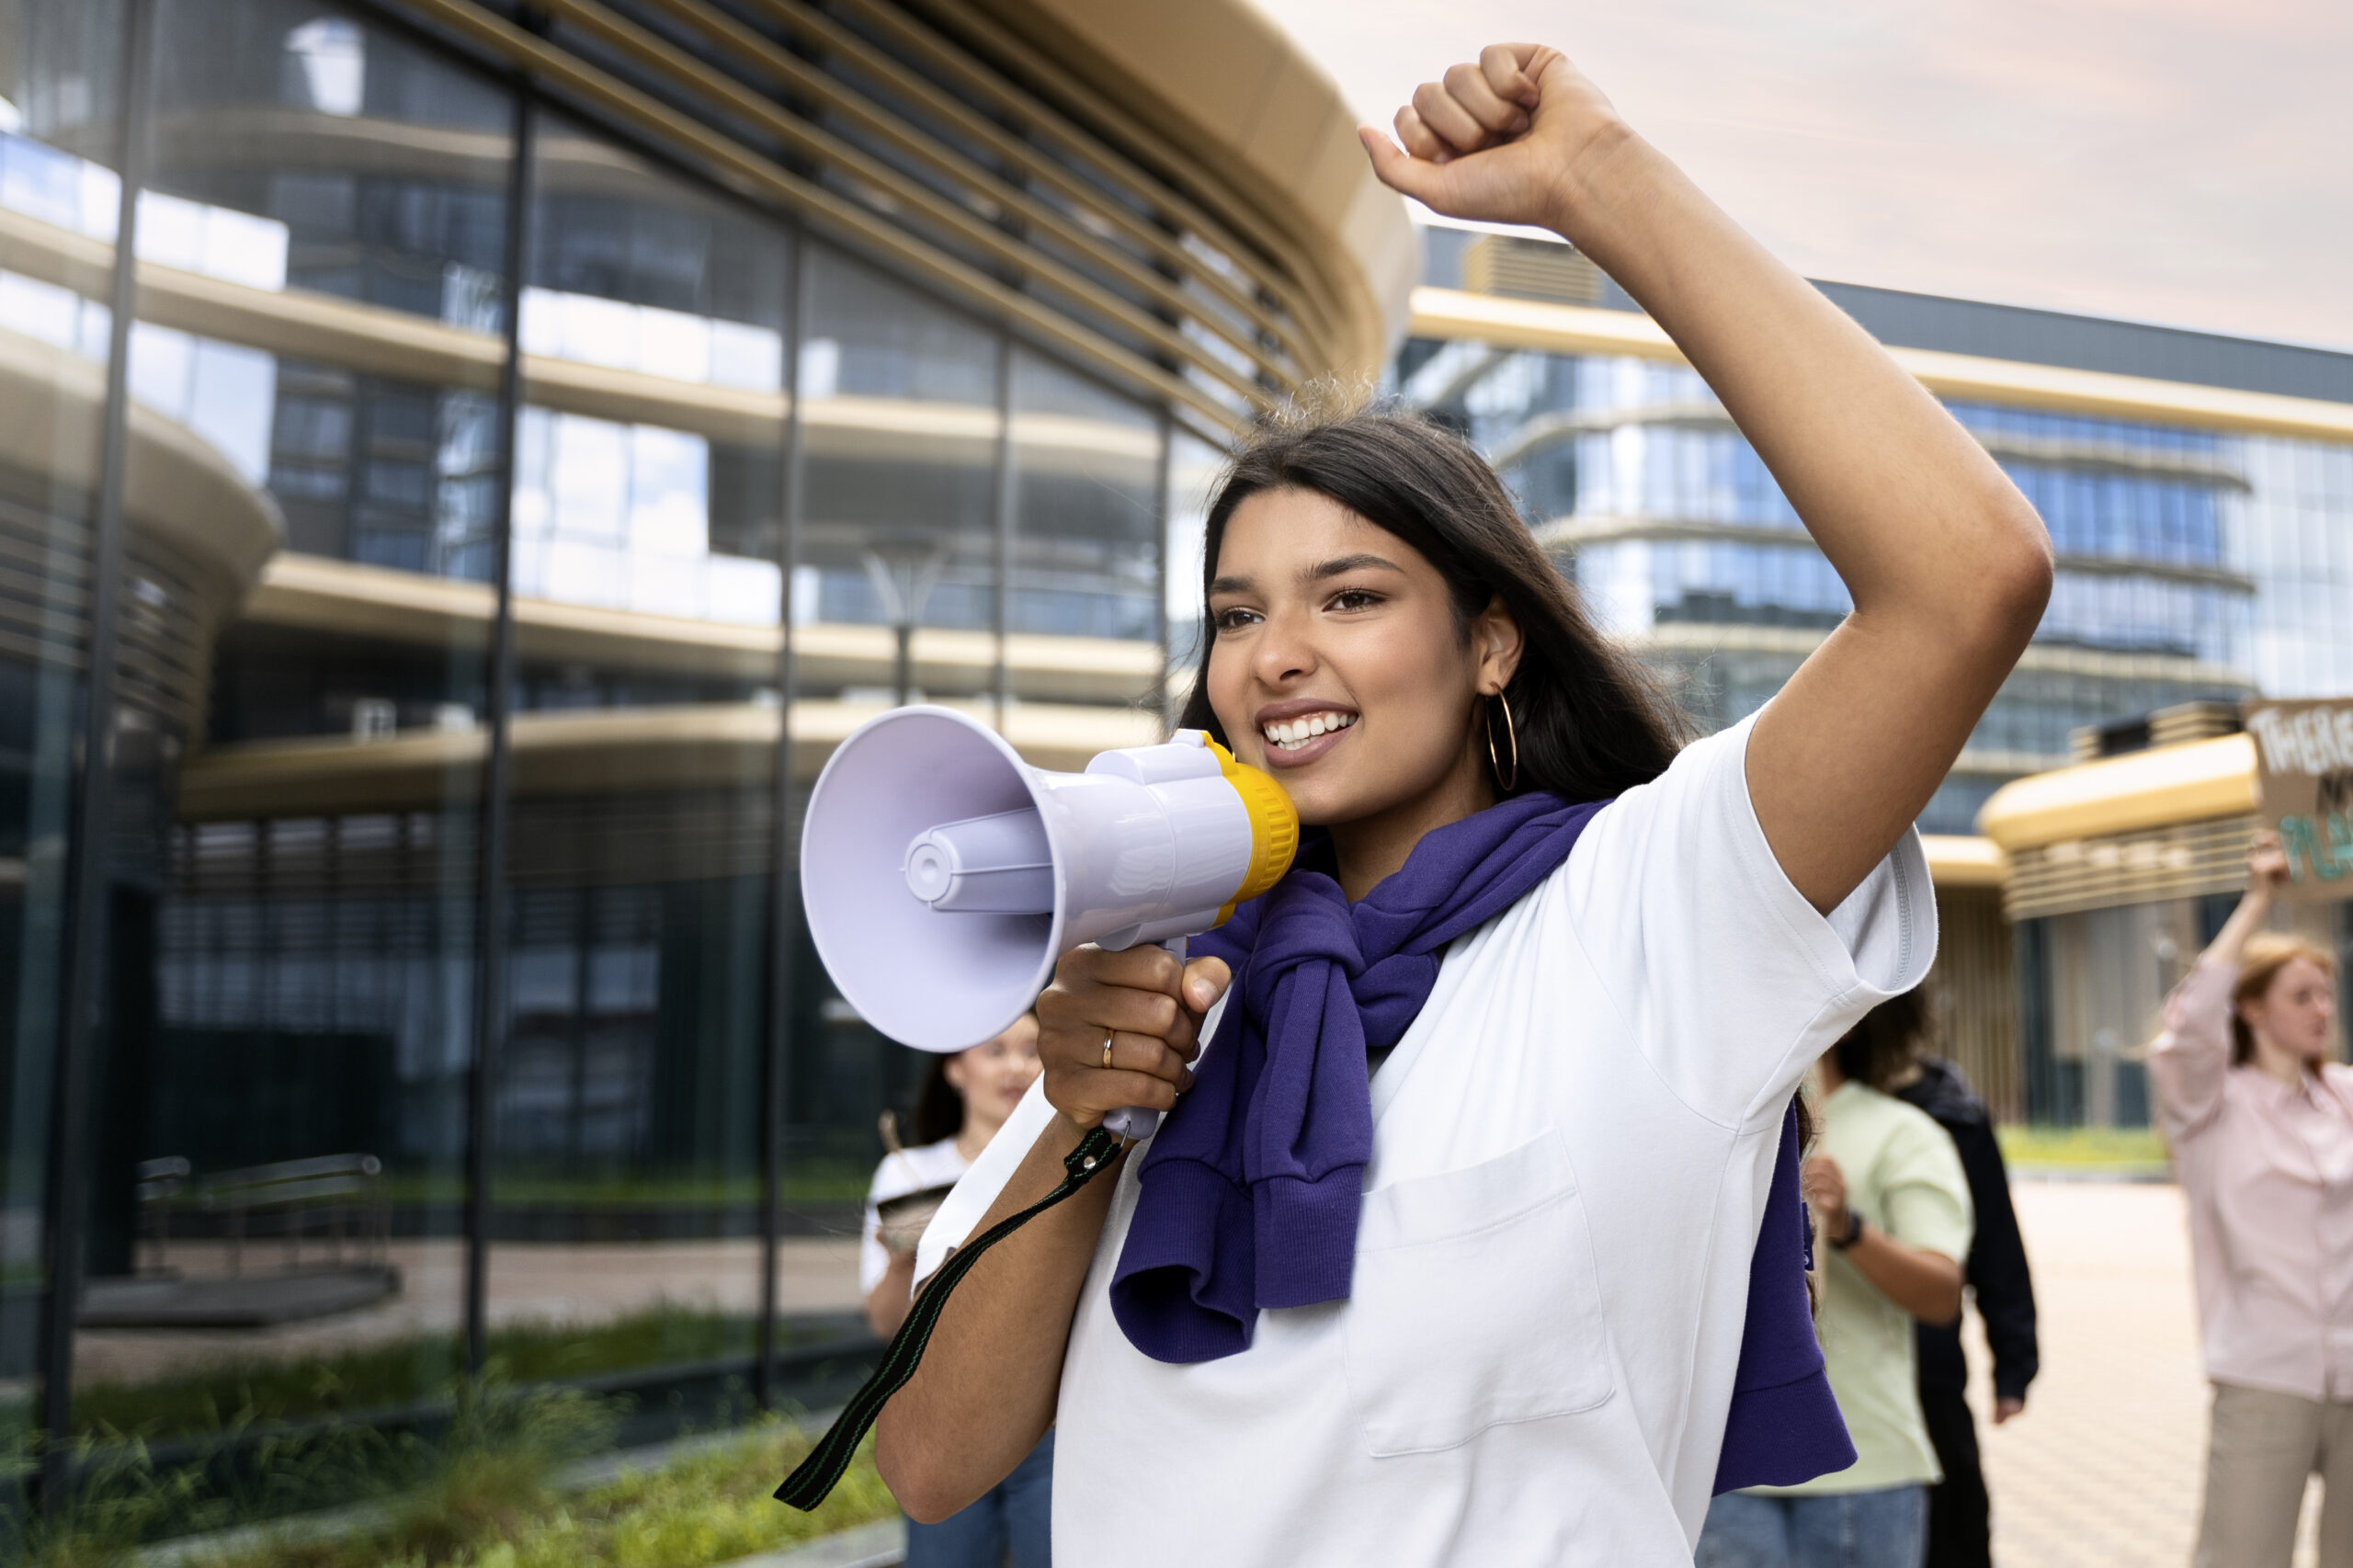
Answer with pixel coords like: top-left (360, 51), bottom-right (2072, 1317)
top-left (1261, 711), bottom-right (1358, 751)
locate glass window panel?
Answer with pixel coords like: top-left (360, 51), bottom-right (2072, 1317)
top-left (1007, 349), bottom-right (1161, 653)
top-left (0, 0), bottom-right (124, 1466)
top-left (489, 110), bottom-right (790, 1419)
top-left (796, 245), bottom-right (1001, 661)
top-left (75, 0), bottom-right (502, 1493)
top-left (135, 0), bottom-right (514, 584)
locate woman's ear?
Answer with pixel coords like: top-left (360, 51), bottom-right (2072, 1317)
top-left (941, 1050), bottom-right (972, 1097)
top-left (1472, 595), bottom-right (1525, 696)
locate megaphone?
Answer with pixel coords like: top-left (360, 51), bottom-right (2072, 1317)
top-left (801, 706), bottom-right (1297, 1138)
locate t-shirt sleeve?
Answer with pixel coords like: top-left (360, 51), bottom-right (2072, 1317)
top-left (911, 1073), bottom-right (1059, 1286)
top-left (1563, 709), bottom-right (1938, 1129)
top-left (1875, 1111), bottom-right (1974, 1265)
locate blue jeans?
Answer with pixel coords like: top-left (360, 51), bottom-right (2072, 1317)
top-left (903, 1429), bottom-right (1053, 1568)
top-left (1697, 1486), bottom-right (1928, 1568)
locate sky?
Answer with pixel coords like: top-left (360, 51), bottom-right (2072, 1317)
top-left (1257, 0), bottom-right (2353, 353)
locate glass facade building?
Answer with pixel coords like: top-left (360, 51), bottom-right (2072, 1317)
top-left (0, 0), bottom-right (1407, 1517)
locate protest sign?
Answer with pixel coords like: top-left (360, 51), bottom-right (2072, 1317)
top-left (2244, 698), bottom-right (2353, 901)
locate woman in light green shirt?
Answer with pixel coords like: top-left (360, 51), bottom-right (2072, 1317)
top-left (1699, 992), bottom-right (1975, 1568)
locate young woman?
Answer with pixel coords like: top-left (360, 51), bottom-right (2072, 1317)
top-left (876, 42), bottom-right (2051, 1564)
top-left (2150, 835), bottom-right (2351, 1568)
top-left (859, 1016), bottom-right (1049, 1568)
top-left (1700, 992), bottom-right (1974, 1568)
top-left (863, 1016), bottom-right (1043, 1337)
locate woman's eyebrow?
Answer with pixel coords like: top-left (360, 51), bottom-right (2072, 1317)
top-left (1303, 553), bottom-right (1404, 582)
top-left (1209, 554), bottom-right (1401, 597)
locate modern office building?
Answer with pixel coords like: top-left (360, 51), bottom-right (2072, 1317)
top-left (0, 0), bottom-right (1412, 1504)
top-left (1396, 224), bottom-right (2353, 1121)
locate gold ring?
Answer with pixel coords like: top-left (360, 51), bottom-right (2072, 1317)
top-left (1101, 1033), bottom-right (1116, 1070)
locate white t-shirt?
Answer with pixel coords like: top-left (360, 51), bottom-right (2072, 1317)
top-left (915, 713), bottom-right (1936, 1565)
top-left (861, 1136), bottom-right (971, 1295)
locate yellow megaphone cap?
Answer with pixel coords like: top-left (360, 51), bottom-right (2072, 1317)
top-left (1205, 736), bottom-right (1299, 924)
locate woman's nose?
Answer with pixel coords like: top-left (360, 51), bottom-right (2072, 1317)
top-left (1252, 608), bottom-right (1316, 684)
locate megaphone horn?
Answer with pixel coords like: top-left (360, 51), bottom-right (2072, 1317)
top-left (801, 706), bottom-right (1297, 1139)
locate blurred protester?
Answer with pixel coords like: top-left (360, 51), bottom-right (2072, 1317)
top-left (1699, 996), bottom-right (1974, 1568)
top-left (2150, 833), bottom-right (2350, 1568)
top-left (863, 1016), bottom-right (1050, 1568)
top-left (1893, 1001), bottom-right (2040, 1568)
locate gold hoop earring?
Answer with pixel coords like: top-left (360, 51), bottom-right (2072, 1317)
top-left (1485, 694), bottom-right (1518, 794)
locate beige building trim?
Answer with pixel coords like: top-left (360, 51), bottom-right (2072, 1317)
top-left (1923, 835), bottom-right (2009, 890)
top-left (1413, 288), bottom-right (2353, 442)
top-left (0, 324), bottom-right (282, 614)
top-left (972, 0), bottom-right (1419, 371)
top-left (241, 553), bottom-right (1161, 706)
top-left (1976, 733), bottom-right (2257, 852)
top-left (176, 697), bottom-right (1164, 820)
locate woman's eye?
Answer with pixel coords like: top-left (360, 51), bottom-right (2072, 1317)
top-left (1211, 606), bottom-right (1259, 631)
top-left (1327, 588), bottom-right (1382, 612)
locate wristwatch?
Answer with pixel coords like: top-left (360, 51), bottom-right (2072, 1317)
top-left (1827, 1210), bottom-right (1865, 1251)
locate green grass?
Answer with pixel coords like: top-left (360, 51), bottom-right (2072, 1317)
top-left (69, 1304), bottom-right (864, 1439)
top-left (1996, 1124), bottom-right (2171, 1171)
top-left (362, 1424), bottom-right (893, 1568)
top-left (14, 1375), bottom-right (896, 1568)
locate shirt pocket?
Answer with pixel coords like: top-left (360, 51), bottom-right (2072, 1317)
top-left (1342, 1129), bottom-right (1617, 1457)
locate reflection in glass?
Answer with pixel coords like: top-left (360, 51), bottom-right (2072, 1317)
top-left (69, 0), bottom-right (503, 1468)
top-left (1007, 350), bottom-right (1161, 651)
top-left (796, 247), bottom-right (1001, 653)
top-left (135, 0), bottom-right (513, 579)
top-left (486, 110), bottom-right (790, 1419)
top-left (0, 0), bottom-right (125, 1462)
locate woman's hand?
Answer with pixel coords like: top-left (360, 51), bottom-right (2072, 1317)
top-left (1802, 1153), bottom-right (1851, 1239)
top-left (2246, 830), bottom-right (2290, 903)
top-left (1358, 44), bottom-right (1629, 233)
top-left (1034, 947), bottom-right (1229, 1131)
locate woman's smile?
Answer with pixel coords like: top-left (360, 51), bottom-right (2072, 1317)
top-left (1256, 700), bottom-right (1361, 768)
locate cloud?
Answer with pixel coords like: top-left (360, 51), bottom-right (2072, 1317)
top-left (1259, 0), bottom-right (2353, 350)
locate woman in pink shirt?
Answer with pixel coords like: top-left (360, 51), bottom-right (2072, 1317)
top-left (2150, 834), bottom-right (2352, 1568)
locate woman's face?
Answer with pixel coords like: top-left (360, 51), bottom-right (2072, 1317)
top-left (2244, 957), bottom-right (2337, 1062)
top-left (944, 1013), bottom-right (1041, 1133)
top-left (1204, 486), bottom-right (1518, 827)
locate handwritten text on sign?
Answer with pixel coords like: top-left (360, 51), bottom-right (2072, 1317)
top-left (2245, 699), bottom-right (2353, 902)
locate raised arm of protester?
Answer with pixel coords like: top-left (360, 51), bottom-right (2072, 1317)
top-left (1362, 43), bottom-right (2052, 912)
top-left (2149, 833), bottom-right (2290, 1134)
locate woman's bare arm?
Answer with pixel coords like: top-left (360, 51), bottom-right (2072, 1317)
top-left (872, 949), bottom-right (1225, 1521)
top-left (1365, 46), bottom-right (2053, 913)
top-left (1803, 1153), bottom-right (1963, 1324)
top-left (864, 1250), bottom-right (916, 1340)
top-left (874, 1112), bottom-right (1122, 1521)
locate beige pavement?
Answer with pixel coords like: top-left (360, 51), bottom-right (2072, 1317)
top-left (74, 1236), bottom-right (865, 1388)
top-left (1972, 1179), bottom-right (2326, 1567)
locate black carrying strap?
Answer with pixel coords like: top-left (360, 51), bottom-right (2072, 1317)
top-left (775, 1126), bottom-right (1124, 1510)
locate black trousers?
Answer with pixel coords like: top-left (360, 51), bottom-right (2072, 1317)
top-left (1918, 1382), bottom-right (1993, 1568)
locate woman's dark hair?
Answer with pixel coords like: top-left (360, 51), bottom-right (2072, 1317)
top-left (1176, 401), bottom-right (1683, 802)
top-left (1832, 988), bottom-right (1931, 1092)
top-left (908, 1056), bottom-right (964, 1145)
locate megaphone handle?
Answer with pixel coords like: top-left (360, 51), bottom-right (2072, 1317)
top-left (1099, 937), bottom-right (1187, 1143)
